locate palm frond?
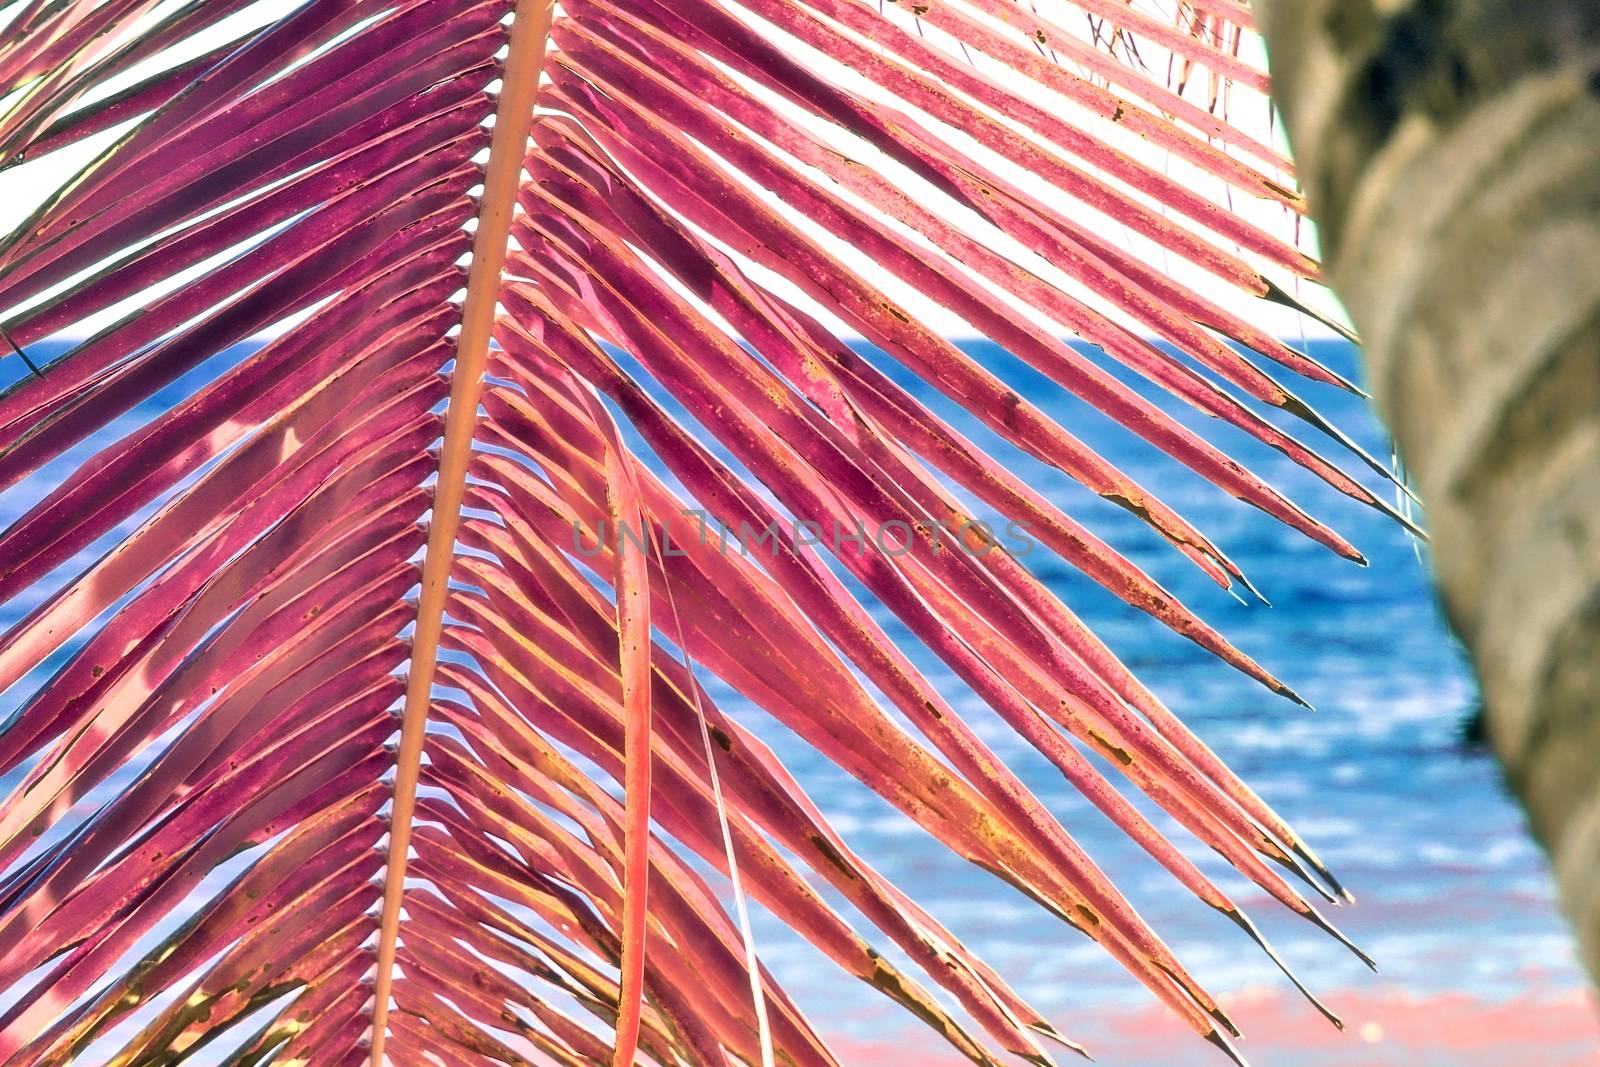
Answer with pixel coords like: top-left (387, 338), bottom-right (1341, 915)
top-left (0, 0), bottom-right (1390, 1063)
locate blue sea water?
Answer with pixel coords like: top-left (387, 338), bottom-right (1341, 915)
top-left (0, 337), bottom-right (1593, 1065)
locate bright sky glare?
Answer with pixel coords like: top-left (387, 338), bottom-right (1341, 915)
top-left (0, 0), bottom-right (1352, 347)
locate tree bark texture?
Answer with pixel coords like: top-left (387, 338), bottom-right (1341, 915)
top-left (1256, 0), bottom-right (1600, 981)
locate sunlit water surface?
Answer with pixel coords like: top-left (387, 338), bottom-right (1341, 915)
top-left (1, 339), bottom-right (1594, 1066)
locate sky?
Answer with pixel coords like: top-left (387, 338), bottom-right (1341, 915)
top-left (0, 0), bottom-right (1354, 347)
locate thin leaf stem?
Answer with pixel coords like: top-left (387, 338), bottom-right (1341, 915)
top-left (368, 3), bottom-right (555, 1063)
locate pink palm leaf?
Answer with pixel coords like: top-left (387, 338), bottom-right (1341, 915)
top-left (0, 0), bottom-right (1401, 1063)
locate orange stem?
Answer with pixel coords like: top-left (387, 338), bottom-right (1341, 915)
top-left (368, 2), bottom-right (555, 1063)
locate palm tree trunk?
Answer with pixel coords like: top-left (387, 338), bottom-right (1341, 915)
top-left (1256, 0), bottom-right (1600, 981)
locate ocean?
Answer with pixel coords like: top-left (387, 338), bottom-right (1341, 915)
top-left (1, 337), bottom-right (1594, 1066)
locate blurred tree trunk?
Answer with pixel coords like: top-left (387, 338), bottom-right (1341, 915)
top-left (1255, 0), bottom-right (1600, 981)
